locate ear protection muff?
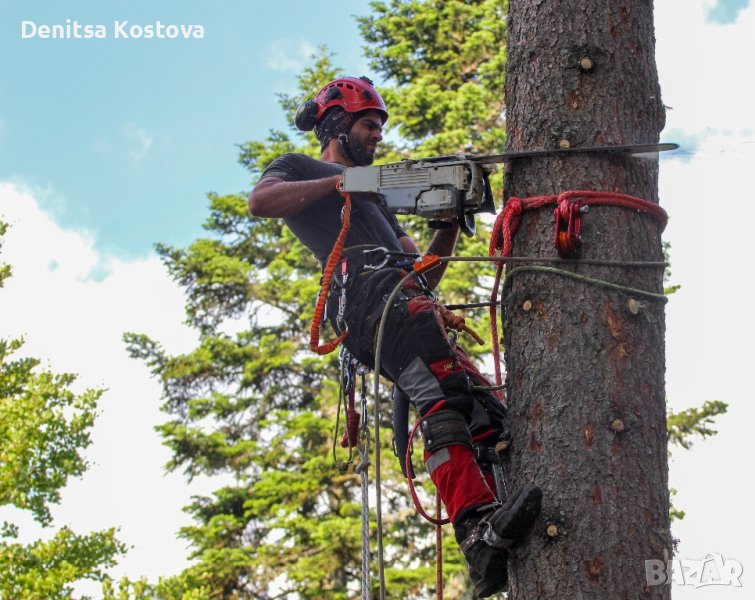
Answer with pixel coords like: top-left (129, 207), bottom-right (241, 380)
top-left (295, 99), bottom-right (319, 131)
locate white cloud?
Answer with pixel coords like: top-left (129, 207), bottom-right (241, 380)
top-left (265, 38), bottom-right (318, 72)
top-left (660, 134), bottom-right (754, 599)
top-left (121, 123), bottom-right (154, 164)
top-left (0, 182), bottom-right (219, 586)
top-left (655, 5), bottom-right (754, 597)
top-left (656, 1), bottom-right (755, 138)
top-left (92, 123), bottom-right (154, 163)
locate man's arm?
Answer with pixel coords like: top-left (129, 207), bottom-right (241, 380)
top-left (248, 174), bottom-right (341, 218)
top-left (398, 221), bottom-right (460, 290)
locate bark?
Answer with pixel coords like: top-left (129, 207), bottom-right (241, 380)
top-left (502, 1), bottom-right (672, 598)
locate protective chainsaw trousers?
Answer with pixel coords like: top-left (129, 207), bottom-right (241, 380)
top-left (326, 267), bottom-right (505, 523)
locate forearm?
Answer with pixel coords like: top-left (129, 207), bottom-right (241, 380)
top-left (423, 222), bottom-right (460, 289)
top-left (427, 223), bottom-right (460, 257)
top-left (248, 175), bottom-right (341, 218)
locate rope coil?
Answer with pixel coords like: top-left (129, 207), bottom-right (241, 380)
top-left (309, 189), bottom-right (351, 355)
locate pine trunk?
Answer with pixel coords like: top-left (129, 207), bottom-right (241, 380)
top-left (502, 2), bottom-right (672, 598)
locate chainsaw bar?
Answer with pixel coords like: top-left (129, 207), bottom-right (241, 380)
top-left (420, 142), bottom-right (679, 165)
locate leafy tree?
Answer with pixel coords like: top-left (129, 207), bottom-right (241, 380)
top-left (122, 1), bottom-right (724, 597)
top-left (0, 220), bottom-right (126, 598)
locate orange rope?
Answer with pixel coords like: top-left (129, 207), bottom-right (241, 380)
top-left (405, 417), bottom-right (450, 526)
top-left (309, 190), bottom-right (351, 355)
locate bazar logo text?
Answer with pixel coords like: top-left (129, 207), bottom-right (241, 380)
top-left (645, 553), bottom-right (743, 588)
top-left (21, 19), bottom-right (205, 40)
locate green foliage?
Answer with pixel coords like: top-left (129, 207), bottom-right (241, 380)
top-left (0, 338), bottom-right (100, 526)
top-left (0, 221), bottom-right (126, 597)
top-left (359, 0), bottom-right (508, 156)
top-left (665, 397), bottom-right (728, 522)
top-left (668, 400), bottom-right (728, 450)
top-left (0, 527), bottom-right (124, 599)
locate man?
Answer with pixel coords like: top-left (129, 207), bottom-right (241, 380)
top-left (249, 76), bottom-right (541, 597)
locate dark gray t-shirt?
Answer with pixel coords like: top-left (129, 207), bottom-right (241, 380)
top-left (260, 153), bottom-right (407, 266)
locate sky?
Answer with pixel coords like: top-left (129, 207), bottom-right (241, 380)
top-left (0, 0), bottom-right (754, 597)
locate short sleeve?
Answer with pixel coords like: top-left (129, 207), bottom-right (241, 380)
top-left (260, 154), bottom-right (302, 182)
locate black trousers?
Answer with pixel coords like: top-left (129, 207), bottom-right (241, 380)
top-left (326, 267), bottom-right (506, 442)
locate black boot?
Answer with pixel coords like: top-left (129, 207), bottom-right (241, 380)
top-left (455, 483), bottom-right (543, 598)
top-left (455, 508), bottom-right (509, 597)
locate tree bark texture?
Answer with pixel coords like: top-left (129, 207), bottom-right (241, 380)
top-left (503, 2), bottom-right (671, 599)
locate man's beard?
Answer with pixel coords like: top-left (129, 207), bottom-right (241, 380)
top-left (347, 134), bottom-right (376, 166)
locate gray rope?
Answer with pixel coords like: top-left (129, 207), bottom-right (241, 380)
top-left (356, 372), bottom-right (372, 600)
top-left (501, 265), bottom-right (668, 303)
top-left (372, 269), bottom-right (418, 600)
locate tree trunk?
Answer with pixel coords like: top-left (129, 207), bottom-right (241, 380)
top-left (502, 2), bottom-right (671, 598)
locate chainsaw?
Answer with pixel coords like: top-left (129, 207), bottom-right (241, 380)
top-left (339, 142), bottom-right (678, 236)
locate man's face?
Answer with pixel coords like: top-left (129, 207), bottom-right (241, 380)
top-left (348, 111), bottom-right (384, 166)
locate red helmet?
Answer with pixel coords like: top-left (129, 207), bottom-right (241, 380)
top-left (295, 76), bottom-right (388, 131)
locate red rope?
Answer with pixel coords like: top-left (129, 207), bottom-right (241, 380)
top-left (309, 190), bottom-right (351, 355)
top-left (405, 417), bottom-right (450, 526)
top-left (436, 491), bottom-right (443, 600)
top-left (487, 190), bottom-right (668, 389)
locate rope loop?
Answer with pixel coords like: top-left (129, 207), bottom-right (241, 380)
top-left (487, 189), bottom-right (668, 390)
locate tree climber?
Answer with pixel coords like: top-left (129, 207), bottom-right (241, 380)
top-left (248, 76), bottom-right (542, 597)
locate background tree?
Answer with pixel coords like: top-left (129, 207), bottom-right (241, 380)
top-left (124, 54), bottom-right (450, 599)
top-left (121, 1), bottom-right (725, 598)
top-left (0, 220), bottom-right (126, 598)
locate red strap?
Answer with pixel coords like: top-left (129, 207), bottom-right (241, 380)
top-left (340, 387), bottom-right (360, 448)
top-left (488, 190), bottom-right (667, 389)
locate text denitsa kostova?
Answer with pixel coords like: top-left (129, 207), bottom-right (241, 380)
top-left (21, 19), bottom-right (205, 39)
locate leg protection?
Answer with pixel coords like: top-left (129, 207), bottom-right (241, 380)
top-left (421, 409), bottom-right (496, 523)
top-left (420, 409), bottom-right (472, 454)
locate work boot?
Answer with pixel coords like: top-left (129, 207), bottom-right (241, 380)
top-left (455, 507), bottom-right (509, 597)
top-left (455, 483), bottom-right (543, 598)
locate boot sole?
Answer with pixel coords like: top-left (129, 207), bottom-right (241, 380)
top-left (488, 482), bottom-right (542, 548)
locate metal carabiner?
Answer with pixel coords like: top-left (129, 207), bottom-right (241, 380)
top-left (362, 247), bottom-right (390, 270)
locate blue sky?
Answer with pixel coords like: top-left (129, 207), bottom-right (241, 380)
top-left (706, 0), bottom-right (752, 23)
top-left (1, 1), bottom-right (754, 597)
top-left (1, 0), bottom-right (372, 257)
